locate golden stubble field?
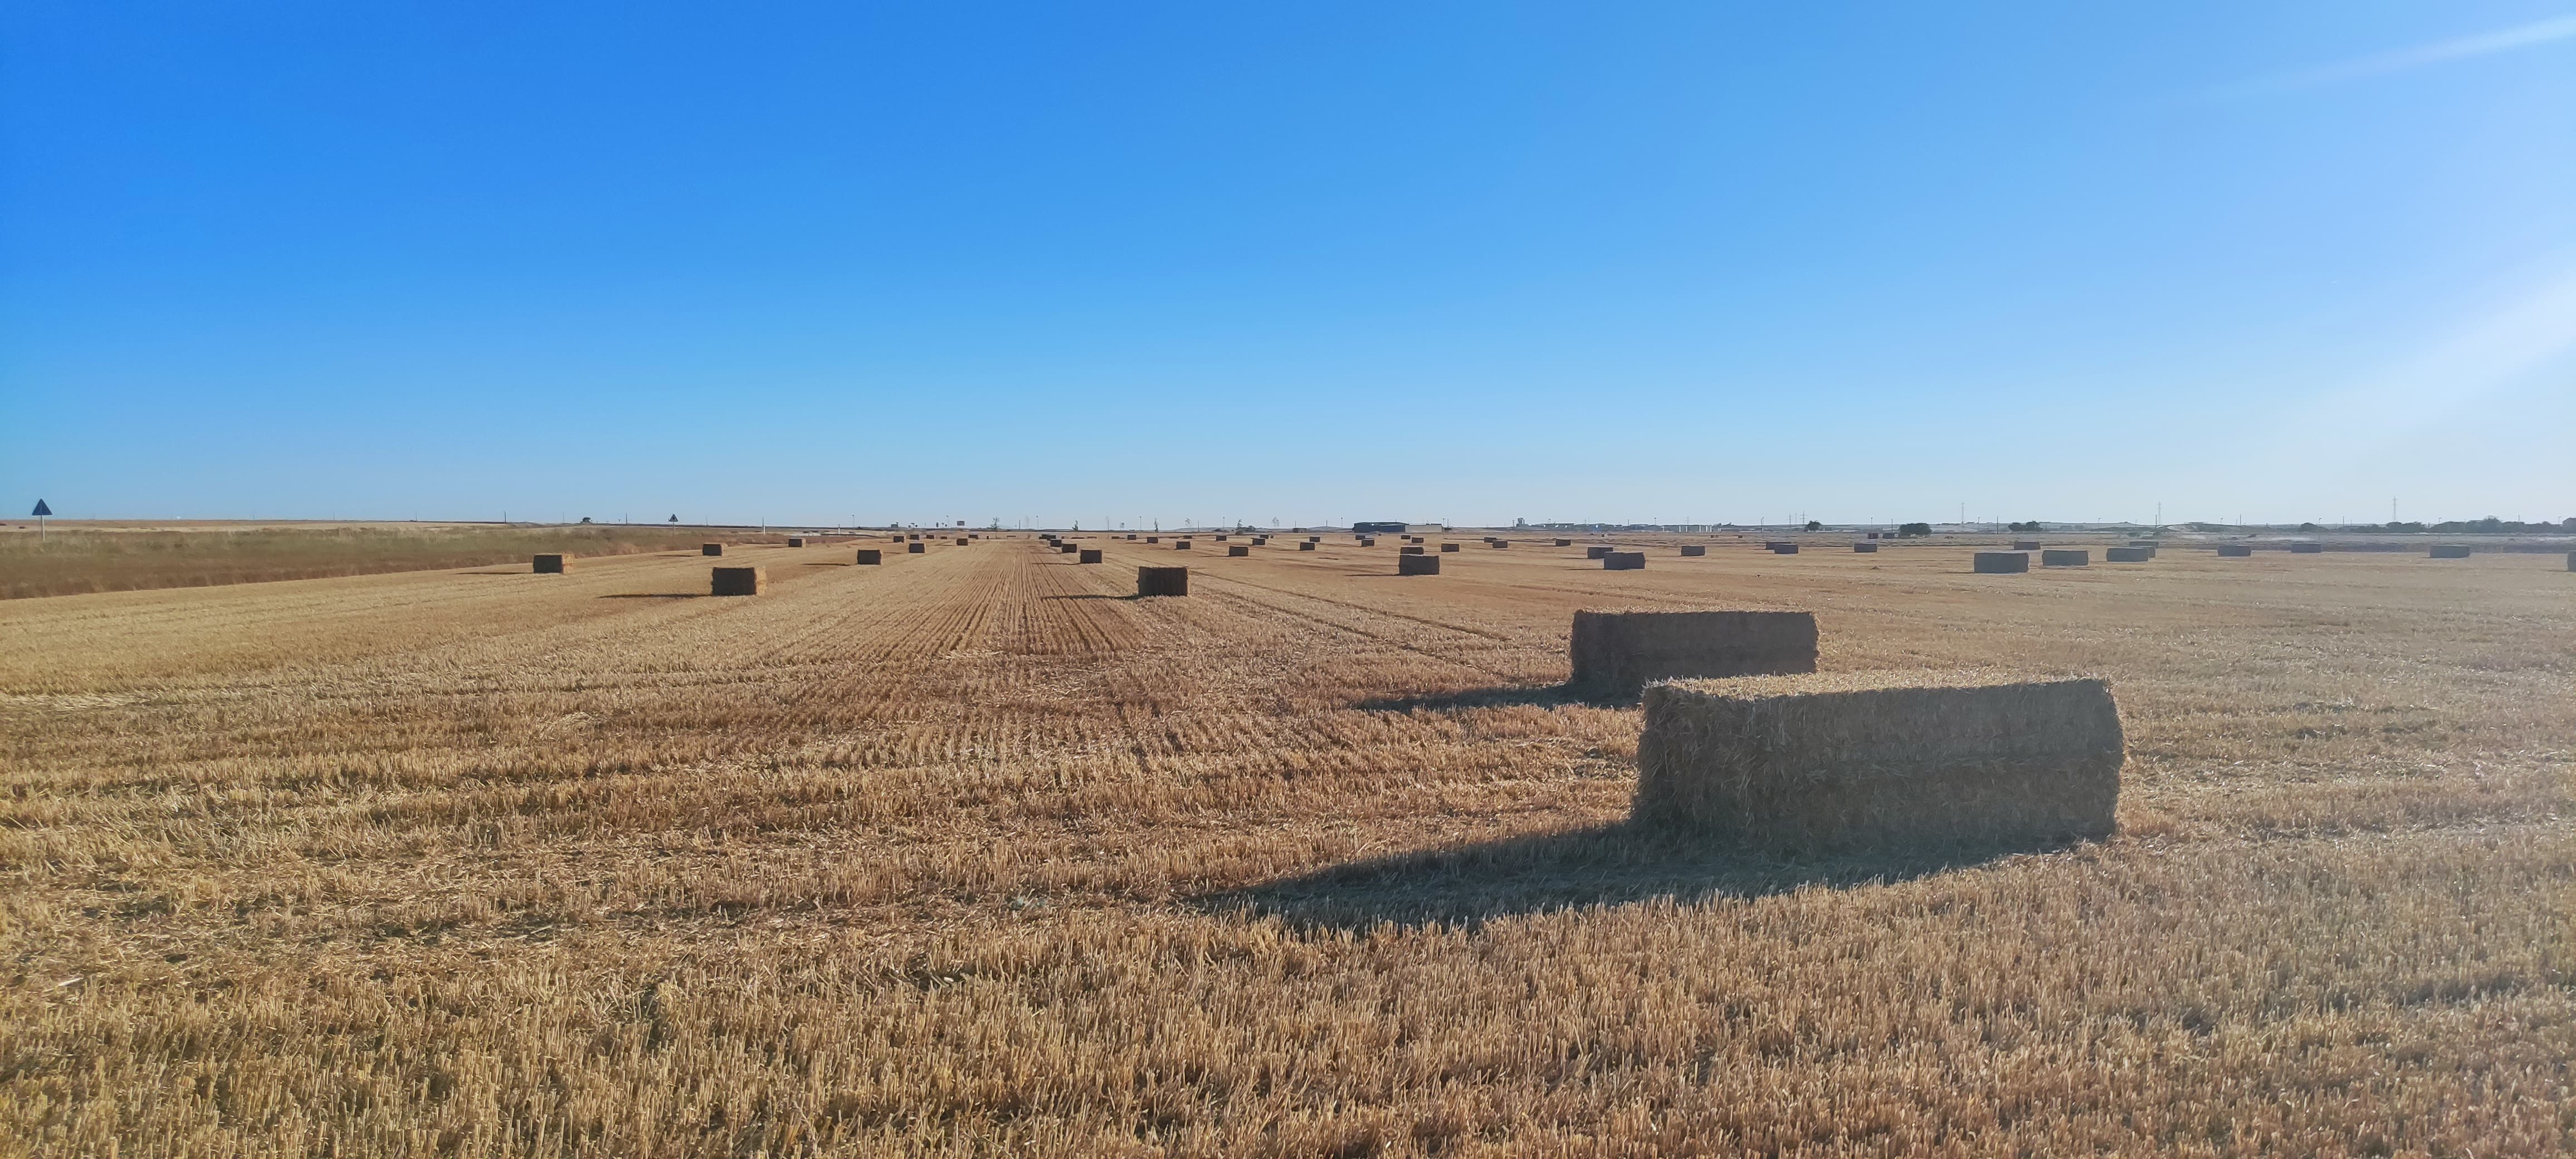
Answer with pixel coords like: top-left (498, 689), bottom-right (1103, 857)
top-left (2, 534), bottom-right (2570, 1157)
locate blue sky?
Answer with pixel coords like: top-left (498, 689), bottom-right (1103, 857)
top-left (4, 2), bottom-right (2571, 528)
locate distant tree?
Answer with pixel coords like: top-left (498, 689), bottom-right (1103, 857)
top-left (667, 514), bottom-right (679, 523)
top-left (1804, 519), bottom-right (1822, 531)
top-left (1898, 522), bottom-right (1932, 538)
top-left (579, 517), bottom-right (592, 524)
top-left (2297, 522), bottom-right (2319, 532)
top-left (2005, 520), bottom-right (2044, 533)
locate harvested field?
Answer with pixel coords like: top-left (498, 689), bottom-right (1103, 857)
top-left (2, 537), bottom-right (2572, 1156)
top-left (0, 523), bottom-right (752, 600)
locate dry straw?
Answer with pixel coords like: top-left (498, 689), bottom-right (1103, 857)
top-left (1569, 610), bottom-right (1817, 695)
top-left (531, 554), bottom-right (568, 574)
top-left (1633, 671), bottom-right (2124, 851)
top-left (709, 566), bottom-right (764, 597)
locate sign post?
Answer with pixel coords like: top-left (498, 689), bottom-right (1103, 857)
top-left (30, 499), bottom-right (48, 543)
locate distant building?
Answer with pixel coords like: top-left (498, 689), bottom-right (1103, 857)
top-left (1353, 521), bottom-right (1409, 534)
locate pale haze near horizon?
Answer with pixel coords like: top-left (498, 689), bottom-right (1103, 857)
top-left (3, 3), bottom-right (2570, 529)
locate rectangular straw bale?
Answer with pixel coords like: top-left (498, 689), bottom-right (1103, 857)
top-left (787, 537), bottom-right (807, 548)
top-left (1299, 541), bottom-right (1316, 551)
top-left (2104, 547), bottom-right (2153, 563)
top-left (1974, 552), bottom-right (2029, 574)
top-left (1603, 551), bottom-right (1646, 571)
top-left (1440, 542), bottom-right (1460, 552)
top-left (1146, 536), bottom-right (1159, 543)
top-left (956, 538), bottom-right (969, 546)
top-left (1080, 549), bottom-right (1102, 563)
top-left (1174, 540), bottom-right (1193, 550)
top-left (1586, 546), bottom-right (1612, 559)
top-left (1227, 544), bottom-right (1249, 556)
top-left (1680, 545), bottom-right (1706, 557)
top-left (1398, 554), bottom-right (1441, 576)
top-left (1359, 537), bottom-right (1377, 546)
top-left (1555, 539), bottom-right (1574, 547)
top-left (2012, 539), bottom-right (2041, 552)
top-left (2041, 549), bottom-right (2089, 567)
top-left (532, 554), bottom-right (568, 573)
top-left (1770, 543), bottom-right (1800, 554)
top-left (1634, 673), bottom-right (2124, 850)
top-left (2290, 542), bottom-right (2323, 554)
top-left (1060, 543), bottom-right (1079, 553)
top-left (1492, 540), bottom-right (1509, 549)
top-left (710, 566), bottom-right (764, 596)
top-left (1136, 566), bottom-right (1189, 597)
top-left (702, 543), bottom-right (724, 557)
top-left (906, 542), bottom-right (925, 554)
top-left (2430, 544), bottom-right (2471, 558)
top-left (2216, 544), bottom-right (2252, 557)
top-left (1570, 610), bottom-right (1817, 695)
top-left (1851, 542), bottom-right (1878, 553)
top-left (2566, 551), bottom-right (2574, 571)
top-left (856, 549), bottom-right (882, 564)
top-left (1402, 545), bottom-right (1426, 555)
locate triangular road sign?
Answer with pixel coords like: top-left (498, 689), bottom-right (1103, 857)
top-left (30, 499), bottom-right (50, 518)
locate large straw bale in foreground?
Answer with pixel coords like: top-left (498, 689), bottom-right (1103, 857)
top-left (1136, 566), bottom-right (1188, 596)
top-left (710, 567), bottom-right (764, 597)
top-left (1634, 671), bottom-right (2124, 850)
top-left (531, 554), bottom-right (568, 573)
top-left (1570, 610), bottom-right (1817, 694)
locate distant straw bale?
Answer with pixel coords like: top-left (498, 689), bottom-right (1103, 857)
top-left (2216, 544), bottom-right (2253, 557)
top-left (2013, 539), bottom-right (2041, 552)
top-left (787, 537), bottom-right (807, 548)
top-left (1679, 545), bottom-right (1706, 557)
top-left (1633, 671), bottom-right (2124, 851)
top-left (531, 554), bottom-right (568, 573)
top-left (1974, 552), bottom-right (2029, 574)
top-left (1603, 551), bottom-right (1645, 571)
top-left (856, 549), bottom-right (882, 564)
top-left (2105, 547), bottom-right (2153, 563)
top-left (1174, 540), bottom-right (1193, 551)
top-left (1440, 543), bottom-right (1460, 553)
top-left (2430, 545), bottom-right (2471, 559)
top-left (1570, 610), bottom-right (1818, 695)
top-left (1555, 539), bottom-right (1574, 547)
top-left (2291, 542), bottom-right (2324, 554)
top-left (1298, 541), bottom-right (1316, 551)
top-left (1227, 545), bottom-right (1249, 557)
top-left (1398, 554), bottom-right (1441, 576)
top-left (2041, 549), bottom-right (2089, 568)
top-left (1586, 546), bottom-right (1613, 559)
top-left (907, 543), bottom-right (925, 554)
top-left (1079, 549), bottom-right (1102, 563)
top-left (1402, 546), bottom-right (1426, 556)
top-left (1851, 542), bottom-right (1878, 553)
top-left (701, 543), bottom-right (724, 557)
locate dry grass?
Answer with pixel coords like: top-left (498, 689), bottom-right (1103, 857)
top-left (0, 523), bottom-right (771, 600)
top-left (2, 535), bottom-right (2572, 1156)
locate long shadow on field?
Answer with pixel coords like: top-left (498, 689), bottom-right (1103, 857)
top-left (1355, 682), bottom-right (1628, 712)
top-left (1197, 821), bottom-right (2045, 932)
top-left (1041, 594), bottom-right (1145, 602)
top-left (599, 592), bottom-right (707, 599)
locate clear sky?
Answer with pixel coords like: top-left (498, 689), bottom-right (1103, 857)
top-left (4, 2), bottom-right (2571, 529)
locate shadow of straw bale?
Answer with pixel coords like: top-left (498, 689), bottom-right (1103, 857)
top-left (1041, 593), bottom-right (1144, 602)
top-left (1355, 682), bottom-right (1628, 712)
top-left (599, 593), bottom-right (706, 600)
top-left (1196, 821), bottom-right (2056, 932)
